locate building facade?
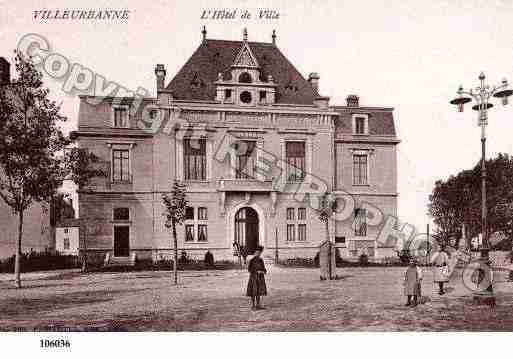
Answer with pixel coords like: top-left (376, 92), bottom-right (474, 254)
top-left (55, 219), bottom-right (80, 255)
top-left (73, 29), bottom-right (399, 265)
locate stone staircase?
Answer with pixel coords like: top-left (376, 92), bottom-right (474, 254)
top-left (104, 252), bottom-right (136, 268)
top-left (263, 256), bottom-right (275, 265)
top-left (263, 255), bottom-right (279, 271)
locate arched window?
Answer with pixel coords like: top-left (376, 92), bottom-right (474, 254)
top-left (238, 72), bottom-right (252, 83)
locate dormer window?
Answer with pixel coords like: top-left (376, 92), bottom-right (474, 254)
top-left (225, 89), bottom-right (232, 102)
top-left (238, 72), bottom-right (252, 83)
top-left (285, 82), bottom-right (299, 92)
top-left (355, 117), bottom-right (365, 134)
top-left (352, 114), bottom-right (369, 135)
top-left (113, 106), bottom-right (129, 128)
top-left (259, 91), bottom-right (267, 104)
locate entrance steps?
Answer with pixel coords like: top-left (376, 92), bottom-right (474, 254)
top-left (104, 253), bottom-right (136, 268)
top-left (263, 255), bottom-right (282, 272)
top-left (263, 256), bottom-right (275, 265)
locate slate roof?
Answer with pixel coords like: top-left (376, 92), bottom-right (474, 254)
top-left (332, 106), bottom-right (397, 137)
top-left (165, 39), bottom-right (319, 105)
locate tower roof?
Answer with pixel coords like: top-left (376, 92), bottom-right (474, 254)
top-left (165, 39), bottom-right (319, 105)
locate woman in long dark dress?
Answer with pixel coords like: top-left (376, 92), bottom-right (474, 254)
top-left (246, 245), bottom-right (267, 310)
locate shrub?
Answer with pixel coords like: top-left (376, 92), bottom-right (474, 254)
top-left (155, 258), bottom-right (174, 270)
top-left (134, 258), bottom-right (154, 270)
top-left (204, 251), bottom-right (214, 267)
top-left (358, 253), bottom-right (369, 266)
top-left (179, 250), bottom-right (189, 265)
top-left (314, 252), bottom-right (320, 267)
top-left (314, 248), bottom-right (342, 267)
top-left (335, 247), bottom-right (342, 263)
top-left (381, 256), bottom-right (405, 266)
top-left (398, 249), bottom-right (412, 264)
top-left (0, 251), bottom-right (80, 273)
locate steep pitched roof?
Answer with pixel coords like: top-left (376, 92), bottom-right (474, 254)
top-left (165, 39), bottom-right (319, 105)
top-left (332, 106), bottom-right (397, 137)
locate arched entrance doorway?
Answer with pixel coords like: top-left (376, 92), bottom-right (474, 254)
top-left (235, 207), bottom-right (259, 255)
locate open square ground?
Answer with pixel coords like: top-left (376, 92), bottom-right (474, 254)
top-left (1, 266), bottom-right (512, 331)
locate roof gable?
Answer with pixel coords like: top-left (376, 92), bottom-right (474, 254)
top-left (233, 42), bottom-right (259, 68)
top-left (165, 39), bottom-right (318, 105)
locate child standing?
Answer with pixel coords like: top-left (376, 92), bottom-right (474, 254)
top-left (246, 245), bottom-right (267, 310)
top-left (404, 258), bottom-right (423, 307)
top-left (432, 247), bottom-right (450, 295)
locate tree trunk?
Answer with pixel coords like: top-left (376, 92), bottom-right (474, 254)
top-left (325, 219), bottom-right (330, 243)
top-left (81, 222), bottom-right (88, 273)
top-left (172, 220), bottom-right (178, 285)
top-left (325, 220), bottom-right (331, 279)
top-left (14, 210), bottom-right (24, 288)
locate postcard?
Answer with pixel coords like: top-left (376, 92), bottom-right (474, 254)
top-left (1, 0), bottom-right (513, 357)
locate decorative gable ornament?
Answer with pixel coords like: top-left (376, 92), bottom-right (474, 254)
top-left (233, 35), bottom-right (259, 68)
top-left (233, 44), bottom-right (259, 68)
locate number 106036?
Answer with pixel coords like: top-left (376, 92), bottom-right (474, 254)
top-left (40, 339), bottom-right (70, 348)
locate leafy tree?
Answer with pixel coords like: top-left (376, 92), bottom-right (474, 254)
top-left (0, 50), bottom-right (104, 288)
top-left (49, 192), bottom-right (75, 227)
top-left (428, 153), bottom-right (513, 248)
top-left (162, 180), bottom-right (188, 285)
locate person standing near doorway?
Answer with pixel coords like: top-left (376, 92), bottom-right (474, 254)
top-left (246, 245), bottom-right (267, 310)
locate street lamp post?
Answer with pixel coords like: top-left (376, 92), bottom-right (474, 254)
top-left (450, 72), bottom-right (512, 305)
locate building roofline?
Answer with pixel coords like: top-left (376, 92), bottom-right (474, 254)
top-left (204, 38), bottom-right (275, 46)
top-left (334, 137), bottom-right (401, 144)
top-left (56, 219), bottom-right (81, 227)
top-left (331, 105), bottom-right (394, 112)
top-left (78, 94), bottom-right (157, 101)
top-left (159, 103), bottom-right (339, 115)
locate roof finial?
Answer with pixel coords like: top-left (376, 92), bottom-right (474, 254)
top-left (202, 25), bottom-right (207, 42)
top-left (272, 30), bottom-right (276, 45)
top-left (243, 27), bottom-right (248, 42)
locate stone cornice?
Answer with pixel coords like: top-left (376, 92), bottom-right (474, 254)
top-left (160, 102), bottom-right (339, 116)
top-left (70, 128), bottom-right (153, 140)
top-left (333, 191), bottom-right (399, 197)
top-left (335, 135), bottom-right (400, 144)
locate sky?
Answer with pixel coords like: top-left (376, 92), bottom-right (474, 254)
top-left (1, 0), bottom-right (513, 254)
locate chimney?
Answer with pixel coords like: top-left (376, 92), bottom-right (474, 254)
top-left (155, 64), bottom-right (166, 91)
top-left (0, 57), bottom-right (10, 85)
top-left (308, 72), bottom-right (320, 93)
top-left (272, 30), bottom-right (277, 45)
top-left (346, 94), bottom-right (359, 107)
top-left (314, 96), bottom-right (330, 109)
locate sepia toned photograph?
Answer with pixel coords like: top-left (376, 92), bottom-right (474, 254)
top-left (1, 1), bottom-right (513, 352)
